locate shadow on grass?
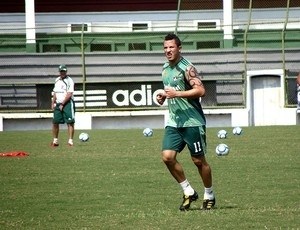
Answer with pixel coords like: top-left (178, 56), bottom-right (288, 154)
top-left (188, 205), bottom-right (238, 211)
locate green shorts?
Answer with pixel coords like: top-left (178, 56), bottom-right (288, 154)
top-left (162, 126), bottom-right (207, 156)
top-left (52, 101), bottom-right (75, 124)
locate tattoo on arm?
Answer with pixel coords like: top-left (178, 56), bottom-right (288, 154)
top-left (186, 66), bottom-right (204, 87)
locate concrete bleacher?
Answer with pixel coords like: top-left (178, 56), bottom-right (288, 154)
top-left (1, 48), bottom-right (299, 82)
top-left (0, 48), bottom-right (299, 107)
top-left (0, 48), bottom-right (299, 130)
top-left (0, 85), bottom-right (37, 108)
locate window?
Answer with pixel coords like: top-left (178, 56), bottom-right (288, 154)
top-left (68, 23), bottom-right (91, 33)
top-left (129, 22), bottom-right (152, 32)
top-left (194, 20), bottom-right (220, 30)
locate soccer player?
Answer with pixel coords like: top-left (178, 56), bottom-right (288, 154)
top-left (51, 64), bottom-right (75, 147)
top-left (296, 72), bottom-right (300, 110)
top-left (156, 33), bottom-right (215, 211)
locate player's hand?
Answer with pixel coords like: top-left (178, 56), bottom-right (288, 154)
top-left (156, 93), bottom-right (166, 105)
top-left (164, 87), bottom-right (177, 99)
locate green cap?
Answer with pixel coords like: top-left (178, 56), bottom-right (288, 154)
top-left (59, 64), bottom-right (67, 71)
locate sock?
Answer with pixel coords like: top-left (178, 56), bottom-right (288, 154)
top-left (68, 139), bottom-right (73, 144)
top-left (53, 138), bottom-right (58, 144)
top-left (179, 179), bottom-right (195, 196)
top-left (204, 187), bottom-right (214, 200)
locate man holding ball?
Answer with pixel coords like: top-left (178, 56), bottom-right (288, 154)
top-left (156, 34), bottom-right (215, 211)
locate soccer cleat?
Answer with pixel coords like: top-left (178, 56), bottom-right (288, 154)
top-left (179, 191), bottom-right (198, 211)
top-left (50, 142), bottom-right (59, 147)
top-left (201, 198), bottom-right (216, 210)
top-left (67, 143), bottom-right (73, 147)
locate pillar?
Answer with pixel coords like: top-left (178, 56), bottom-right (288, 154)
top-left (25, 0), bottom-right (36, 52)
top-left (223, 0), bottom-right (234, 48)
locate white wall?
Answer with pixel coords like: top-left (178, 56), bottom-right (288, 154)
top-left (0, 107), bottom-right (297, 131)
top-left (0, 108), bottom-right (266, 131)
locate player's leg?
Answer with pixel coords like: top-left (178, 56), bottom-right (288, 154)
top-left (51, 123), bottom-right (59, 146)
top-left (191, 155), bottom-right (215, 210)
top-left (161, 149), bottom-right (185, 182)
top-left (162, 126), bottom-right (198, 210)
top-left (63, 101), bottom-right (75, 146)
top-left (185, 126), bottom-right (215, 210)
top-left (67, 123), bottom-right (74, 146)
top-left (51, 106), bottom-right (63, 146)
top-left (192, 156), bottom-right (212, 188)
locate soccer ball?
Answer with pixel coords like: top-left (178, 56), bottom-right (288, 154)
top-left (79, 132), bottom-right (89, 142)
top-left (143, 128), bottom-right (153, 137)
top-left (215, 143), bottom-right (229, 156)
top-left (217, 129), bottom-right (228, 139)
top-left (233, 126), bottom-right (243, 135)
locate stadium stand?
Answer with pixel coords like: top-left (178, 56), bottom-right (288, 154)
top-left (0, 48), bottom-right (299, 110)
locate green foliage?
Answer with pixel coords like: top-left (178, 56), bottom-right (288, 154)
top-left (0, 126), bottom-right (299, 229)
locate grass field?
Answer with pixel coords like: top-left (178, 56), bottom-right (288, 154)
top-left (0, 126), bottom-right (299, 230)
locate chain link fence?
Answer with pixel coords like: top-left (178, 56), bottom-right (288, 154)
top-left (0, 0), bottom-right (299, 112)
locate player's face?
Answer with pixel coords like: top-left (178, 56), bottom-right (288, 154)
top-left (59, 70), bottom-right (67, 78)
top-left (163, 39), bottom-right (181, 65)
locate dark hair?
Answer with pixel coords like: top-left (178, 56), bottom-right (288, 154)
top-left (164, 33), bottom-right (181, 47)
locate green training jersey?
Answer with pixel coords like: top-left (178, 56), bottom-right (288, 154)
top-left (162, 57), bottom-right (206, 128)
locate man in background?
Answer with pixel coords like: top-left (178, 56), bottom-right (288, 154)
top-left (296, 72), bottom-right (300, 110)
top-left (51, 64), bottom-right (75, 147)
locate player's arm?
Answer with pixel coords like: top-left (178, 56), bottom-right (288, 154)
top-left (51, 92), bottom-right (56, 110)
top-left (296, 72), bottom-right (300, 85)
top-left (164, 65), bottom-right (205, 99)
top-left (61, 92), bottom-right (73, 106)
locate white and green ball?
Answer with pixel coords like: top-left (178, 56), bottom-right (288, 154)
top-left (216, 143), bottom-right (229, 156)
top-left (79, 132), bottom-right (89, 142)
top-left (143, 128), bottom-right (153, 137)
top-left (233, 126), bottom-right (243, 135)
top-left (217, 129), bottom-right (228, 139)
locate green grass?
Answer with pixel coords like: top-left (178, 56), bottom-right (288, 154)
top-left (0, 126), bottom-right (299, 230)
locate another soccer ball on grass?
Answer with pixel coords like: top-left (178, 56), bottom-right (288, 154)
top-left (79, 132), bottom-right (89, 142)
top-left (217, 129), bottom-right (228, 139)
top-left (233, 126), bottom-right (243, 135)
top-left (215, 143), bottom-right (229, 156)
top-left (143, 128), bottom-right (153, 137)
